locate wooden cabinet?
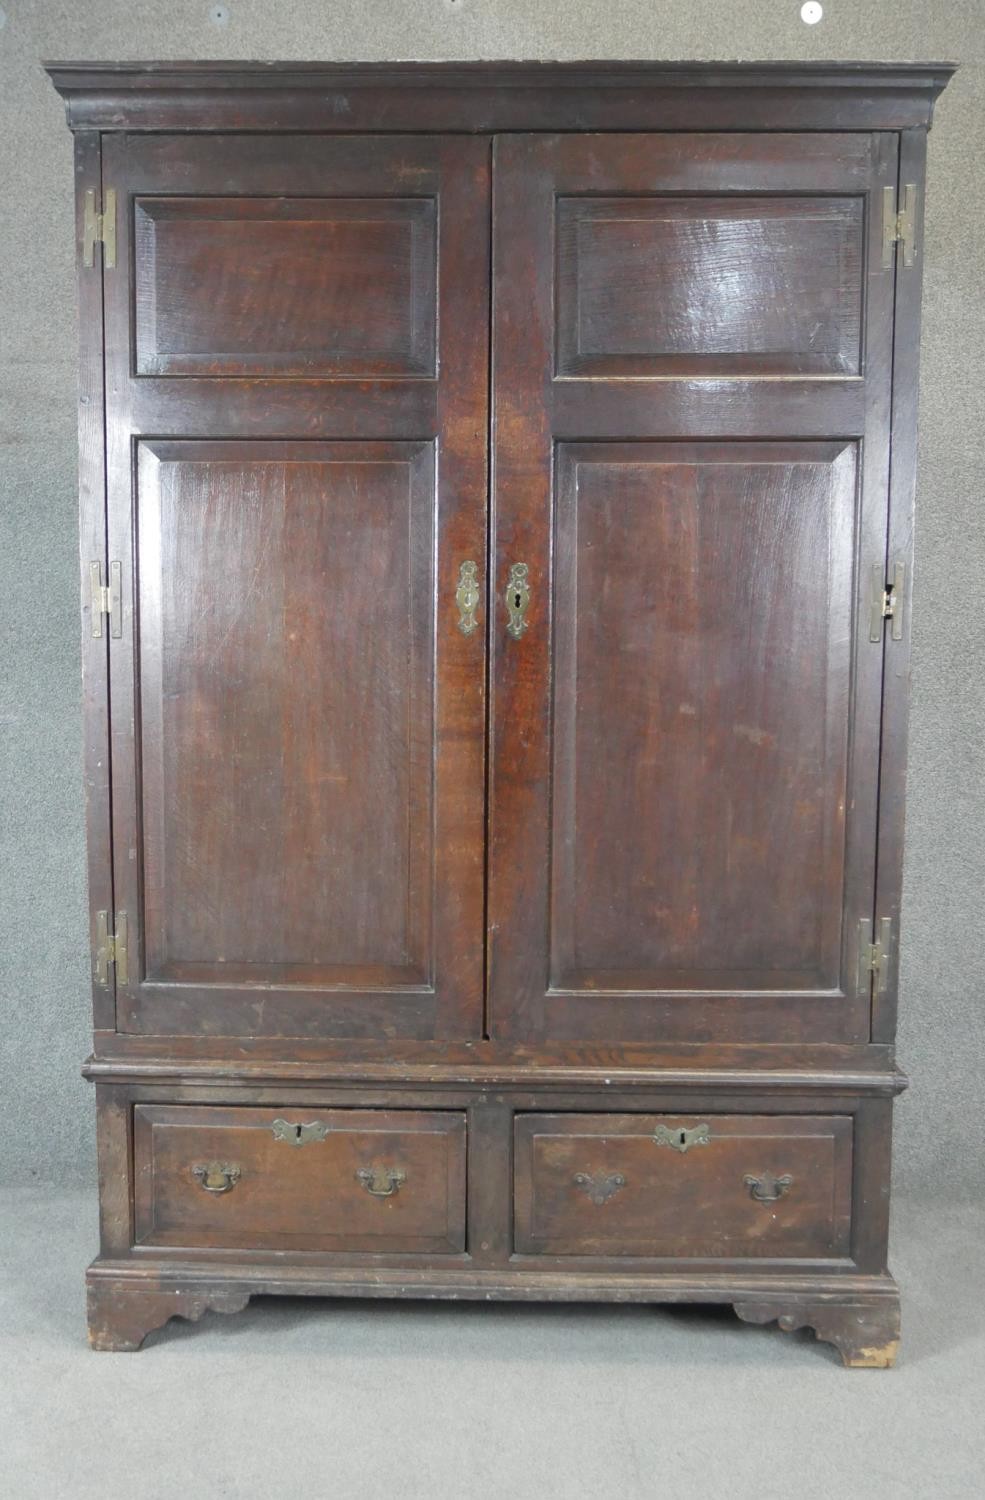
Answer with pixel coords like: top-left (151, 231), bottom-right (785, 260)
top-left (48, 60), bottom-right (953, 1365)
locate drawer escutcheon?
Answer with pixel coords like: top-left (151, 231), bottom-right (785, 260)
top-left (271, 1119), bottom-right (329, 1148)
top-left (653, 1123), bottom-right (710, 1154)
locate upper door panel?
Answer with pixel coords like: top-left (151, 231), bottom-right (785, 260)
top-left (555, 191), bottom-right (864, 378)
top-left (133, 194), bottom-right (438, 378)
top-left (100, 134), bottom-right (489, 1039)
top-left (488, 132), bottom-right (898, 1046)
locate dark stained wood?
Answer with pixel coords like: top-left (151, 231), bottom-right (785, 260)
top-left (552, 377), bottom-right (867, 442)
top-left (85, 1258), bottom-right (899, 1356)
top-left (488, 130), bottom-right (898, 1046)
top-left (514, 1113), bottom-right (853, 1260)
top-left (556, 194), bottom-right (864, 377)
top-left (101, 133), bottom-right (489, 1041)
top-left (849, 1098), bottom-right (896, 1275)
top-left (43, 61), bottom-right (947, 1362)
top-left (134, 195), bottom-right (437, 378)
top-left (73, 131), bottom-right (115, 1035)
top-left (93, 1084), bottom-right (132, 1257)
top-left (45, 60), bottom-right (955, 134)
top-left (550, 442), bottom-right (858, 1003)
top-left (87, 1277), bottom-right (253, 1352)
top-left (872, 126), bottom-right (931, 1043)
top-left (99, 1078), bottom-right (892, 1278)
top-left (82, 1039), bottom-right (908, 1094)
top-left (465, 1099), bottom-right (514, 1268)
top-left (120, 439), bottom-right (438, 1034)
top-left (126, 377), bottom-right (436, 441)
top-left (133, 1106), bottom-right (467, 1254)
top-left (734, 1294), bottom-right (900, 1368)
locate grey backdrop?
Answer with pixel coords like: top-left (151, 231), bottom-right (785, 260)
top-left (1, 1), bottom-right (981, 1200)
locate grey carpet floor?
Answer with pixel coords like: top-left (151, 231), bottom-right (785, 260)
top-left (1, 1187), bottom-right (982, 1500)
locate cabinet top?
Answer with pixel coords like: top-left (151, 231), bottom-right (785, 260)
top-left (45, 59), bottom-right (955, 134)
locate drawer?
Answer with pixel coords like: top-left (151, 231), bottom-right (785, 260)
top-left (133, 1106), bottom-right (466, 1254)
top-left (514, 1113), bottom-right (853, 1260)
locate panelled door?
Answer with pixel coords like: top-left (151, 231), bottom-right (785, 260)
top-left (100, 134), bottom-right (489, 1039)
top-left (488, 133), bottom-right (898, 1044)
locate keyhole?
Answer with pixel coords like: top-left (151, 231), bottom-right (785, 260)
top-left (678, 1130), bottom-right (687, 1147)
top-left (294, 1124), bottom-right (303, 1141)
top-left (514, 591), bottom-right (522, 609)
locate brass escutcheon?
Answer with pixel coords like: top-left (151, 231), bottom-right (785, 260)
top-left (271, 1119), bottom-right (329, 1148)
top-left (456, 559), bottom-right (481, 635)
top-left (505, 562), bottom-right (530, 639)
top-left (653, 1123), bottom-right (711, 1154)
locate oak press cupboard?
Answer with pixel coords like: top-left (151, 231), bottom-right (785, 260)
top-left (46, 60), bottom-right (953, 1362)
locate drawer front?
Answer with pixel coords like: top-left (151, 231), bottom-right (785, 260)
top-left (134, 1106), bottom-right (466, 1254)
top-left (514, 1113), bottom-right (853, 1260)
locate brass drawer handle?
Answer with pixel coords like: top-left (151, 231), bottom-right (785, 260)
top-left (356, 1166), bottom-right (406, 1199)
top-left (505, 562), bottom-right (530, 639)
top-left (573, 1171), bottom-right (626, 1206)
top-left (456, 559), bottom-right (481, 635)
top-left (192, 1161), bottom-right (241, 1195)
top-left (271, 1119), bottom-right (328, 1147)
top-left (653, 1123), bottom-right (710, 1154)
top-left (744, 1173), bottom-right (793, 1204)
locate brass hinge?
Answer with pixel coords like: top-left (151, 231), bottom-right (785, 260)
top-left (858, 916), bottom-right (893, 997)
top-left (881, 183), bottom-right (918, 270)
top-left (89, 560), bottom-right (122, 639)
top-left (82, 187), bottom-right (117, 269)
top-left (869, 561), bottom-right (905, 643)
top-left (94, 910), bottom-right (129, 987)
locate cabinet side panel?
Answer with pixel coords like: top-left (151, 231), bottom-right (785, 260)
top-left (873, 128), bottom-right (929, 1043)
top-left (74, 130), bottom-right (114, 1034)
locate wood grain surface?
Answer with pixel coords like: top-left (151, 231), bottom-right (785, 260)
top-left (41, 60), bottom-right (948, 1359)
